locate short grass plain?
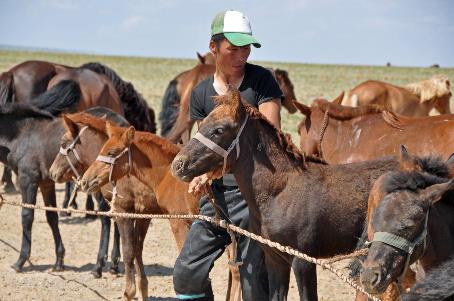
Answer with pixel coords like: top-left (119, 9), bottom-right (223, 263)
top-left (1, 49), bottom-right (453, 143)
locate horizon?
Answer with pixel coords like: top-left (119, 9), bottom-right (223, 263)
top-left (1, 0), bottom-right (453, 68)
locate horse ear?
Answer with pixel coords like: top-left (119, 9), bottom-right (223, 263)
top-left (421, 179), bottom-right (454, 205)
top-left (62, 114), bottom-right (78, 137)
top-left (446, 153), bottom-right (454, 166)
top-left (331, 91), bottom-right (345, 105)
top-left (124, 126), bottom-right (135, 145)
top-left (293, 100), bottom-right (311, 116)
top-left (197, 52), bottom-right (204, 64)
top-left (105, 120), bottom-right (116, 138)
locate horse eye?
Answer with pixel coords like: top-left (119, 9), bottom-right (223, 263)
top-left (215, 128), bottom-right (224, 135)
top-left (107, 150), bottom-right (116, 156)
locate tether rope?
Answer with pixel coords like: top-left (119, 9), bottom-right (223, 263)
top-left (0, 194), bottom-right (380, 301)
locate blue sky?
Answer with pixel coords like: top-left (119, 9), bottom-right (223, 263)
top-left (1, 0), bottom-right (453, 67)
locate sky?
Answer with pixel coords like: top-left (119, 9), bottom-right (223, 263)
top-left (1, 0), bottom-right (453, 67)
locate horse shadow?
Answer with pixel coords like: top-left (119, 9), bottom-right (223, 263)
top-left (58, 216), bottom-right (98, 225)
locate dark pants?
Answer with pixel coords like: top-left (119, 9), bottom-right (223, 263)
top-left (173, 182), bottom-right (269, 300)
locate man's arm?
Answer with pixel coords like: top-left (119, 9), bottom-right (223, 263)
top-left (259, 98), bottom-right (281, 129)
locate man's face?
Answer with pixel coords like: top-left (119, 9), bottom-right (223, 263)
top-left (211, 39), bottom-right (251, 77)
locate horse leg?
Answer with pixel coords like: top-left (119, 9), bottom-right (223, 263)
top-left (91, 192), bottom-right (110, 278)
top-left (1, 165), bottom-right (16, 193)
top-left (110, 221), bottom-right (121, 274)
top-left (117, 217), bottom-right (136, 301)
top-left (292, 258), bottom-right (318, 301)
top-left (264, 251), bottom-right (291, 301)
top-left (61, 182), bottom-right (77, 217)
top-left (11, 174), bottom-right (38, 272)
top-left (40, 181), bottom-right (65, 271)
top-left (168, 219), bottom-right (191, 251)
top-left (84, 193), bottom-right (96, 220)
top-left (134, 218), bottom-right (151, 301)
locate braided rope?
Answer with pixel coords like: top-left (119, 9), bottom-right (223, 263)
top-left (0, 195), bottom-right (380, 301)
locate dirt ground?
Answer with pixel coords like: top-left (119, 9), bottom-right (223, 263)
top-left (0, 170), bottom-right (357, 301)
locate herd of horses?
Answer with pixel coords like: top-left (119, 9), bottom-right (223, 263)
top-left (0, 53), bottom-right (453, 301)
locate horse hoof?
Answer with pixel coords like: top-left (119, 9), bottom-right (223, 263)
top-left (52, 265), bottom-right (65, 272)
top-left (3, 183), bottom-right (17, 194)
top-left (91, 269), bottom-right (102, 278)
top-left (10, 263), bottom-right (23, 273)
top-left (109, 265), bottom-right (120, 275)
top-left (84, 214), bottom-right (97, 220)
top-left (59, 211), bottom-right (71, 217)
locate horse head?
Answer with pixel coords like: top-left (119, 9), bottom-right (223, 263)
top-left (172, 87), bottom-right (247, 182)
top-left (80, 122), bottom-right (135, 193)
top-left (273, 68), bottom-right (298, 113)
top-left (360, 147), bottom-right (454, 294)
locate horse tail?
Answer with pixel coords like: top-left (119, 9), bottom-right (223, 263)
top-left (159, 79), bottom-right (180, 136)
top-left (80, 62), bottom-right (156, 133)
top-left (0, 71), bottom-right (14, 105)
top-left (402, 256), bottom-right (454, 301)
top-left (29, 80), bottom-right (81, 116)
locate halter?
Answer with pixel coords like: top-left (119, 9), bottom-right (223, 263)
top-left (370, 207), bottom-right (430, 292)
top-left (96, 147), bottom-right (132, 206)
top-left (193, 115), bottom-right (249, 175)
top-left (59, 126), bottom-right (89, 181)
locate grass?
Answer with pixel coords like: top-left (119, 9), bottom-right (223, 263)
top-left (1, 49), bottom-right (453, 142)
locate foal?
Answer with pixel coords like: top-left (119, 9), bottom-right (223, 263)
top-left (360, 147), bottom-right (454, 296)
top-left (49, 111), bottom-right (190, 301)
top-left (170, 88), bottom-right (403, 301)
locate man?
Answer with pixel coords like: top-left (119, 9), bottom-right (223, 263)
top-left (173, 10), bottom-right (283, 301)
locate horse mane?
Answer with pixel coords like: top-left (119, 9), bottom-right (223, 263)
top-left (404, 75), bottom-right (451, 102)
top-left (312, 98), bottom-right (386, 120)
top-left (244, 105), bottom-right (306, 166)
top-left (66, 109), bottom-right (130, 135)
top-left (29, 80), bottom-right (81, 116)
top-left (134, 131), bottom-right (181, 158)
top-left (0, 71), bottom-right (14, 105)
top-left (273, 69), bottom-right (291, 85)
top-left (382, 156), bottom-right (451, 194)
top-left (80, 62), bottom-right (157, 133)
top-left (0, 103), bottom-right (54, 120)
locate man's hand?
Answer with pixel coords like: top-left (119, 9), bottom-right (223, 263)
top-left (188, 174), bottom-right (210, 195)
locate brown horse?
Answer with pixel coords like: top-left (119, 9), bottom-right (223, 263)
top-left (360, 147), bottom-right (454, 297)
top-left (295, 99), bottom-right (454, 164)
top-left (159, 63), bottom-right (298, 143)
top-left (49, 111), bottom-right (165, 301)
top-left (169, 88), bottom-right (407, 301)
top-left (340, 76), bottom-right (452, 116)
top-left (0, 60), bottom-right (156, 191)
top-left (78, 119), bottom-right (246, 301)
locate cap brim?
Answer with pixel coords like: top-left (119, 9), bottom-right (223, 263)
top-left (224, 32), bottom-right (261, 48)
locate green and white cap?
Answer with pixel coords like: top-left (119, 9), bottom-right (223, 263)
top-left (211, 10), bottom-right (261, 48)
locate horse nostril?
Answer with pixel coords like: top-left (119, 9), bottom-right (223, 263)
top-left (360, 266), bottom-right (382, 291)
top-left (171, 156), bottom-right (187, 176)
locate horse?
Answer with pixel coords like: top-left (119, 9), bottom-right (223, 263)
top-left (169, 88), bottom-right (409, 301)
top-left (49, 110), bottom-right (161, 300)
top-left (0, 92), bottom-right (123, 277)
top-left (360, 147), bottom-right (454, 299)
top-left (294, 98), bottom-right (454, 164)
top-left (77, 117), bottom-right (249, 301)
top-left (0, 60), bottom-right (156, 192)
top-left (159, 63), bottom-right (298, 143)
top-left (340, 76), bottom-right (451, 116)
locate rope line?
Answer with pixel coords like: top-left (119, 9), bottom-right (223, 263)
top-left (0, 195), bottom-right (380, 301)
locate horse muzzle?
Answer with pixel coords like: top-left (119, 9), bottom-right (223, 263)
top-left (171, 155), bottom-right (193, 182)
top-left (360, 265), bottom-right (388, 294)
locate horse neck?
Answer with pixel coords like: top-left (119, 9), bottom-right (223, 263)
top-left (232, 116), bottom-right (305, 213)
top-left (129, 135), bottom-right (179, 198)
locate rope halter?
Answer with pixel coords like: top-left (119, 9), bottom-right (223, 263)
top-left (59, 126), bottom-right (89, 181)
top-left (193, 115), bottom-right (249, 176)
top-left (96, 146), bottom-right (132, 204)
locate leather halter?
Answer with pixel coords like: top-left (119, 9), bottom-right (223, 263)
top-left (59, 126), bottom-right (89, 181)
top-left (370, 207), bottom-right (430, 291)
top-left (193, 115), bottom-right (249, 176)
